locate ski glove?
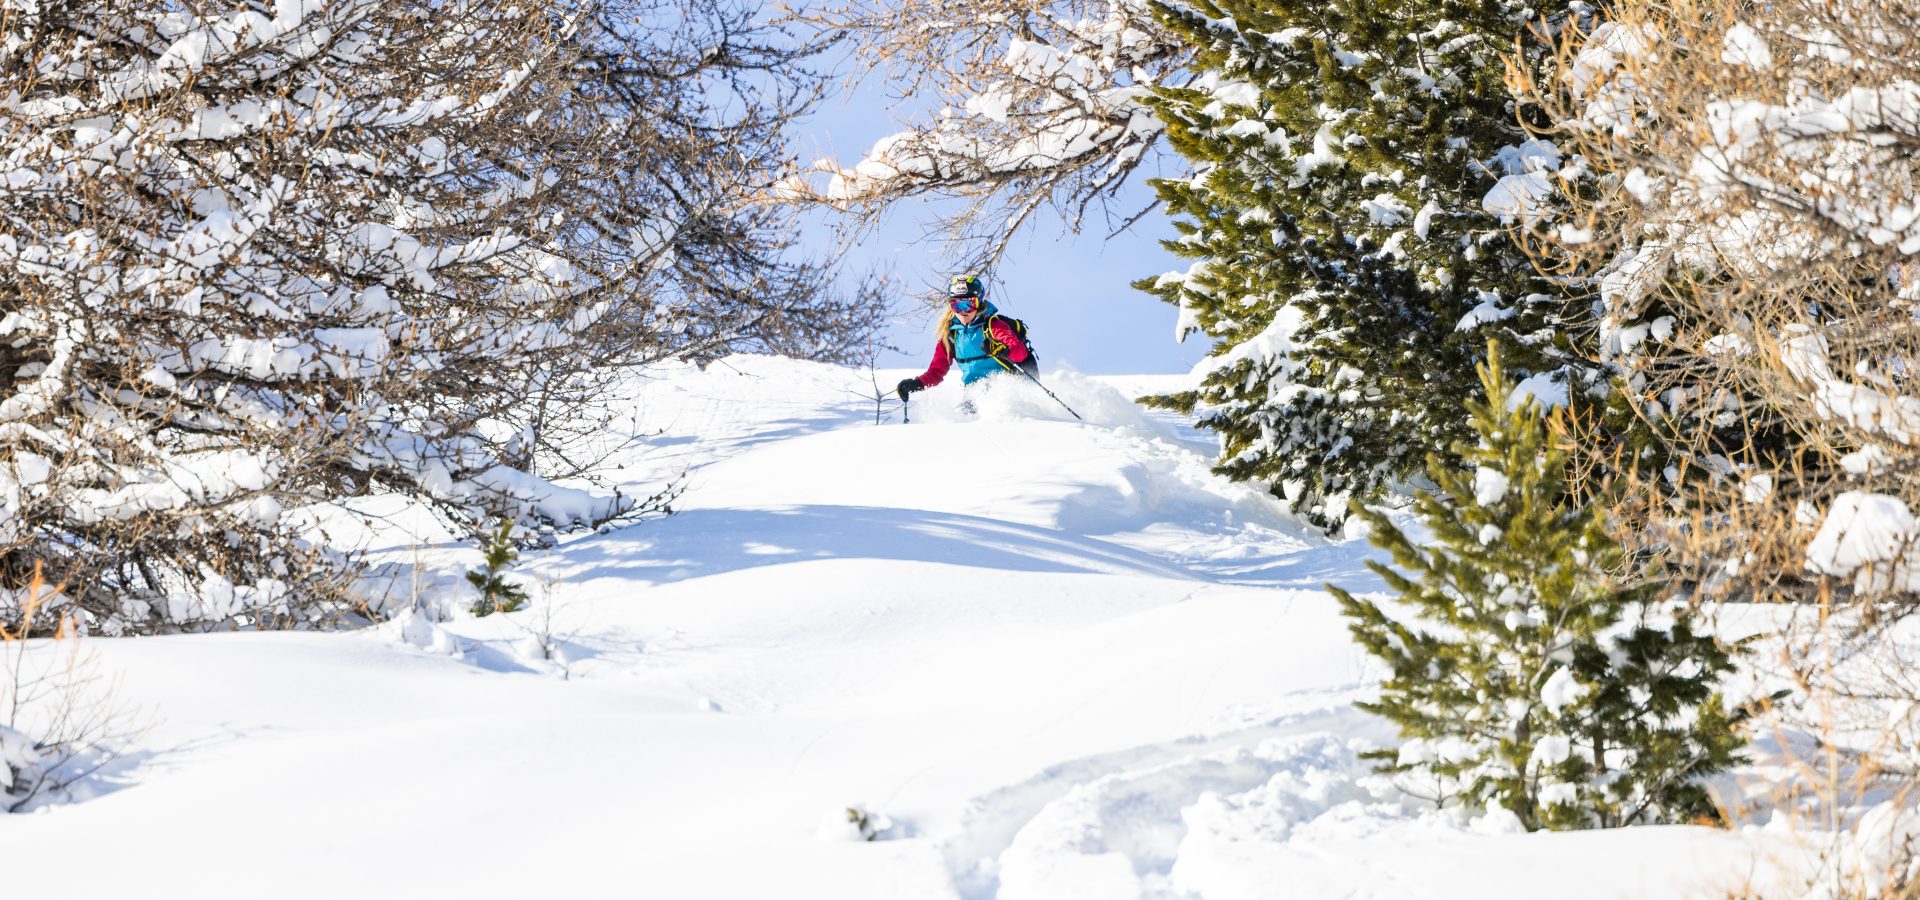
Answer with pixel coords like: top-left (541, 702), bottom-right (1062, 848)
top-left (896, 378), bottom-right (924, 401)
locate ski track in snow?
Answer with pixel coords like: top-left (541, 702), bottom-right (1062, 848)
top-left (2, 356), bottom-right (1790, 898)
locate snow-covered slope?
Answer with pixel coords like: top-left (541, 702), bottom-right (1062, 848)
top-left (2, 357), bottom-right (1790, 898)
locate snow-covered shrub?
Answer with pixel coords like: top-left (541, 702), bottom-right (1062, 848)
top-left (1516, 0), bottom-right (1920, 831)
top-left (3, 566), bottom-right (140, 812)
top-left (1331, 344), bottom-right (1749, 830)
top-left (1805, 799), bottom-right (1920, 900)
top-left (0, 0), bottom-right (863, 633)
top-left (511, 573), bottom-right (583, 672)
top-left (816, 804), bottom-right (897, 842)
top-left (1526, 0), bottom-right (1920, 610)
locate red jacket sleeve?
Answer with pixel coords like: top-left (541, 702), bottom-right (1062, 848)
top-left (918, 339), bottom-right (953, 387)
top-left (989, 318), bottom-right (1030, 363)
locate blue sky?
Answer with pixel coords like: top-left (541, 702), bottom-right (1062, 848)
top-left (794, 71), bottom-right (1211, 377)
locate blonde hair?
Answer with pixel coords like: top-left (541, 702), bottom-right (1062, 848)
top-left (935, 297), bottom-right (989, 338)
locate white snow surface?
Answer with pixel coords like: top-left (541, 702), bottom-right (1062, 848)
top-left (3, 356), bottom-right (1806, 897)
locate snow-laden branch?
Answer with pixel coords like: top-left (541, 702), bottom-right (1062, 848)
top-left (787, 0), bottom-right (1188, 262)
top-left (0, 0), bottom-right (673, 632)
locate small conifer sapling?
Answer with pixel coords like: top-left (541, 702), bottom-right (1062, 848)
top-left (1330, 342), bottom-right (1751, 830)
top-left (467, 520), bottom-right (531, 617)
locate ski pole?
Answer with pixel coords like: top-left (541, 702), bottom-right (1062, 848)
top-left (901, 393), bottom-right (910, 424)
top-left (1013, 366), bottom-right (1083, 421)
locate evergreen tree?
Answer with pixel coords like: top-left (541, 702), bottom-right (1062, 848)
top-left (467, 521), bottom-right (531, 618)
top-left (1329, 343), bottom-right (1749, 830)
top-left (1139, 0), bottom-right (1591, 529)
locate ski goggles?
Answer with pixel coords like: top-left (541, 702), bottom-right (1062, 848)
top-left (948, 296), bottom-right (982, 314)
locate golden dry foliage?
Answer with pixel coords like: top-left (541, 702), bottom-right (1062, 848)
top-left (1520, 0), bottom-right (1920, 612)
top-left (1517, 1), bottom-right (1920, 888)
top-left (2, 563), bottom-right (142, 812)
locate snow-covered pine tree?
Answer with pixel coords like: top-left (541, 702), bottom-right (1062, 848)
top-left (0, 0), bottom-right (850, 633)
top-left (1330, 343), bottom-right (1747, 830)
top-left (1140, 0), bottom-right (1589, 529)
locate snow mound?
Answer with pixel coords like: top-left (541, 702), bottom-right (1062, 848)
top-left (631, 359), bottom-right (1316, 580)
top-left (685, 419), bottom-right (1293, 537)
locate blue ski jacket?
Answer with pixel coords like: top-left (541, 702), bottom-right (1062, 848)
top-left (917, 301), bottom-right (1032, 386)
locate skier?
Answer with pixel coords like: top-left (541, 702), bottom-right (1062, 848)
top-left (895, 275), bottom-right (1036, 406)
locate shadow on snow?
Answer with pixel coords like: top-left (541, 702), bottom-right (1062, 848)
top-left (548, 505), bottom-right (1200, 586)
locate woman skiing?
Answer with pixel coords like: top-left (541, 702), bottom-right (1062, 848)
top-left (895, 275), bottom-right (1036, 403)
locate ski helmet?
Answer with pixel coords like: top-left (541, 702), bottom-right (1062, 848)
top-left (948, 274), bottom-right (985, 300)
